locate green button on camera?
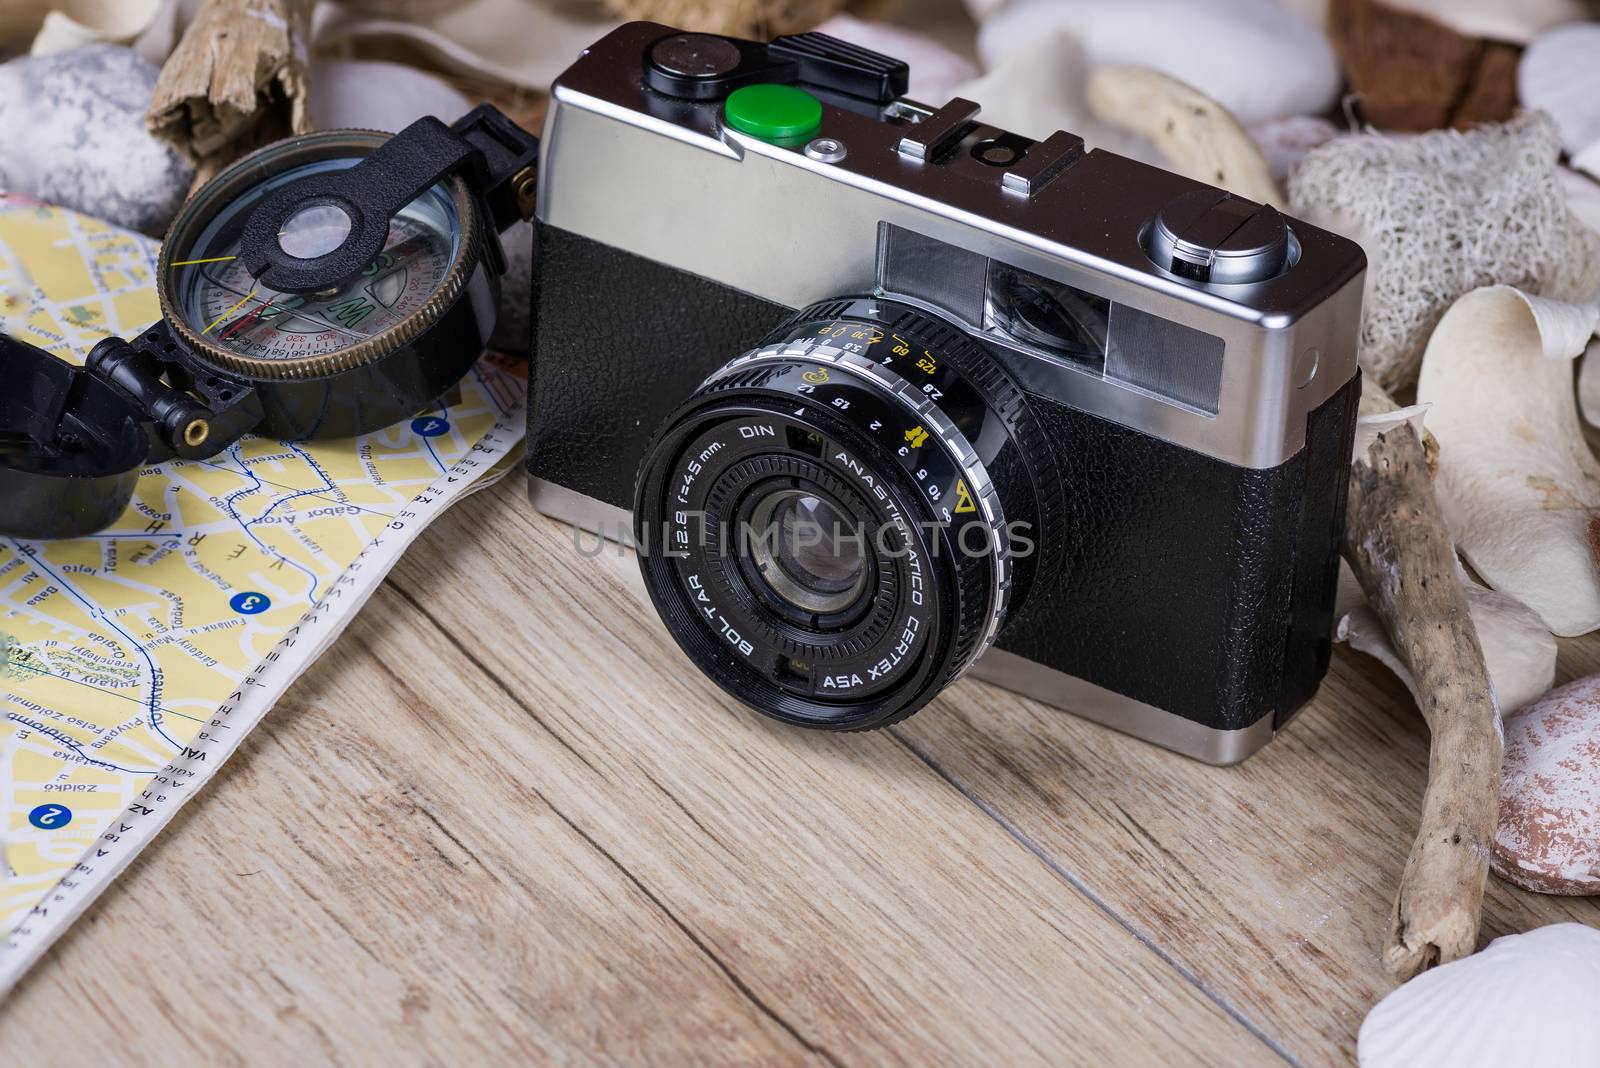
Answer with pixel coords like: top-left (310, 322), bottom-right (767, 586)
top-left (724, 84), bottom-right (823, 142)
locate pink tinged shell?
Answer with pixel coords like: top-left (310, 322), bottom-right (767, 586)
top-left (1493, 675), bottom-right (1600, 895)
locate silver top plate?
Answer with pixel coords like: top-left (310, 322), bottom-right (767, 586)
top-left (537, 22), bottom-right (1365, 468)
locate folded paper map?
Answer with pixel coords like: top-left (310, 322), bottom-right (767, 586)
top-left (0, 194), bottom-right (526, 993)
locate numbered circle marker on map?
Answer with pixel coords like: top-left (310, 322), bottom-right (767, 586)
top-left (229, 591), bottom-right (272, 615)
top-left (411, 416), bottom-right (450, 437)
top-left (28, 804), bottom-right (73, 830)
top-left (0, 105), bottom-right (540, 540)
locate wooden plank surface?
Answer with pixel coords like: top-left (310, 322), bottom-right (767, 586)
top-left (2, 474), bottom-right (1596, 1066)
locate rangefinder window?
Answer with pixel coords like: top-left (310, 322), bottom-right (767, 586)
top-left (983, 262), bottom-right (1109, 369)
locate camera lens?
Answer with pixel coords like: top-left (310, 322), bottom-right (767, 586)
top-left (746, 488), bottom-right (869, 616)
top-left (634, 298), bottom-right (1063, 731)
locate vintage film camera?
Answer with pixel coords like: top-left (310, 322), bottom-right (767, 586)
top-left (526, 23), bottom-right (1365, 763)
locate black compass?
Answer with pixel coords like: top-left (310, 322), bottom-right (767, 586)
top-left (0, 105), bottom-right (538, 539)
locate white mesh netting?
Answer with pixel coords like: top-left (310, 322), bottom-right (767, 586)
top-left (1289, 111), bottom-right (1600, 390)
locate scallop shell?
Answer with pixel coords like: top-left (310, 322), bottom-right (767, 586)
top-left (1358, 924), bottom-right (1600, 1068)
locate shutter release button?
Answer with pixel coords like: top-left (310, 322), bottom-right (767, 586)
top-left (724, 84), bottom-right (824, 142)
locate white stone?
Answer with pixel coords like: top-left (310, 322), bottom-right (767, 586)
top-left (309, 58), bottom-right (473, 133)
top-left (0, 45), bottom-right (192, 236)
top-left (1494, 676), bottom-right (1600, 895)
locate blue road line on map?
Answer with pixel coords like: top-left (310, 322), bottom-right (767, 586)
top-left (421, 434), bottom-right (448, 474)
top-left (221, 444), bottom-right (323, 600)
top-left (6, 712), bottom-right (159, 775)
top-left (285, 442), bottom-right (339, 495)
top-left (8, 539), bottom-right (183, 751)
top-left (3, 658), bottom-right (207, 723)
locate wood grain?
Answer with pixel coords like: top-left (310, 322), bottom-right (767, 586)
top-left (2, 475), bottom-right (1596, 1064)
top-left (0, 477), bottom-right (1290, 1067)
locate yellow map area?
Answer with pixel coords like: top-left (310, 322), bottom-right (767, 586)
top-left (0, 194), bottom-right (525, 960)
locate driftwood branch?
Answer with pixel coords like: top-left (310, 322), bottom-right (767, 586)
top-left (1343, 422), bottom-right (1503, 979)
top-left (145, 0), bottom-right (316, 187)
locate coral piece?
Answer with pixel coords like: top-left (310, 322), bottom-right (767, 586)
top-left (1358, 924), bottom-right (1600, 1067)
top-left (1290, 112), bottom-right (1600, 390)
top-left (1494, 677), bottom-right (1600, 895)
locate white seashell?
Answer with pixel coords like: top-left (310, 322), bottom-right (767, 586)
top-left (814, 15), bottom-right (977, 106)
top-left (1336, 561), bottom-right (1557, 717)
top-left (1382, 0), bottom-right (1586, 46)
top-left (1495, 676), bottom-right (1600, 895)
top-left (1521, 23), bottom-right (1600, 181)
top-left (28, 0), bottom-right (164, 56)
top-left (976, 0), bottom-right (1340, 126)
top-left (1333, 383), bottom-right (1557, 713)
top-left (1085, 66), bottom-right (1282, 207)
top-left (311, 0), bottom-right (620, 93)
top-left (1415, 286), bottom-right (1600, 636)
top-left (1247, 115), bottom-right (1339, 185)
top-left (950, 28), bottom-right (1162, 166)
top-left (1358, 923), bottom-right (1600, 1068)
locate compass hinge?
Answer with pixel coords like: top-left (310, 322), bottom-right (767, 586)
top-left (86, 330), bottom-right (260, 462)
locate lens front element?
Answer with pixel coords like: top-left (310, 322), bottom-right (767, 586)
top-left (635, 299), bottom-right (1048, 731)
top-left (746, 488), bottom-right (870, 617)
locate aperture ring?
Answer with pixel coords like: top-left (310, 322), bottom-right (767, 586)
top-left (711, 338), bottom-right (1011, 670)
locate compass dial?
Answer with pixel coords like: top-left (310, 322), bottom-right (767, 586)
top-left (158, 131), bottom-right (477, 380)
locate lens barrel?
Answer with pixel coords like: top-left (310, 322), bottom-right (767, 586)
top-left (634, 298), bottom-right (1062, 730)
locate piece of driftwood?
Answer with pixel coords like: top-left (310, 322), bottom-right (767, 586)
top-left (1344, 422), bottom-right (1504, 979)
top-left (600, 0), bottom-right (853, 38)
top-left (146, 0), bottom-right (315, 186)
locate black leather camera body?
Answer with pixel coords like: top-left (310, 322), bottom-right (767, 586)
top-left (527, 22), bottom-right (1365, 763)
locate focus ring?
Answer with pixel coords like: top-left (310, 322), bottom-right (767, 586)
top-left (712, 337), bottom-right (1010, 673)
top-left (778, 299), bottom-right (1067, 636)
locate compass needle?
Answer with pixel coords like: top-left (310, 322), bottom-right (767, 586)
top-left (202, 288), bottom-right (258, 335)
